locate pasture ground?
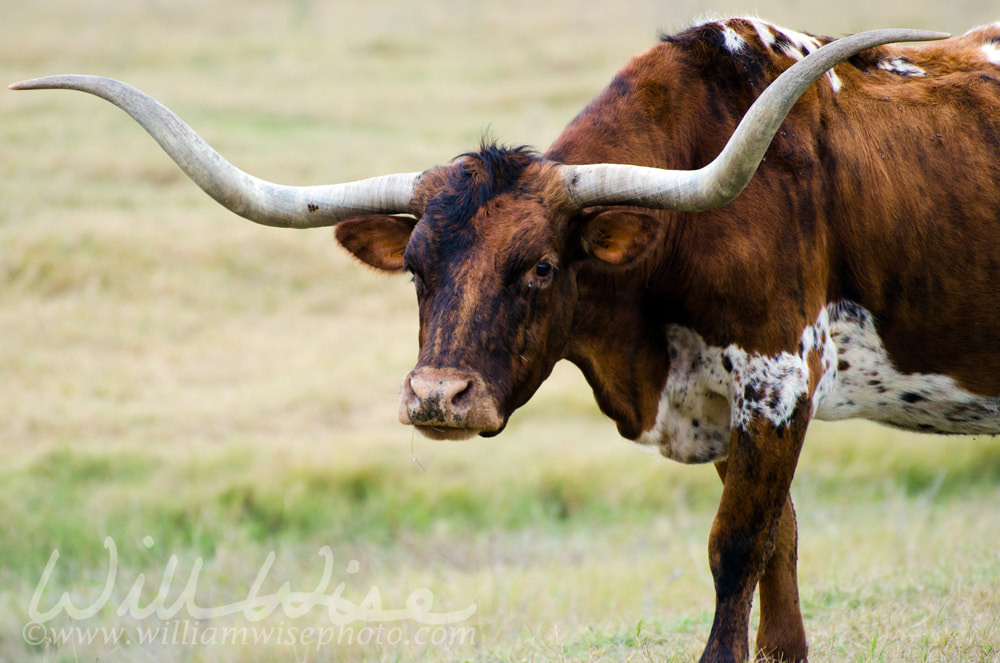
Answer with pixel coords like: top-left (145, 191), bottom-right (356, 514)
top-left (2, 1), bottom-right (999, 661)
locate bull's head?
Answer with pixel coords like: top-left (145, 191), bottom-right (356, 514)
top-left (335, 146), bottom-right (669, 439)
top-left (10, 29), bottom-right (943, 440)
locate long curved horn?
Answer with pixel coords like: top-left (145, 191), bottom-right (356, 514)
top-left (560, 28), bottom-right (949, 212)
top-left (9, 75), bottom-right (421, 228)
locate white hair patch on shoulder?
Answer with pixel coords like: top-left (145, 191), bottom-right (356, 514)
top-left (718, 23), bottom-right (747, 53)
top-left (771, 24), bottom-right (843, 92)
top-left (747, 19), bottom-right (777, 48)
top-left (983, 39), bottom-right (1000, 65)
top-left (878, 57), bottom-right (926, 77)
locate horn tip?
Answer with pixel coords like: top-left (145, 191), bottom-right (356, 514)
top-left (8, 75), bottom-right (98, 91)
top-left (9, 77), bottom-right (54, 91)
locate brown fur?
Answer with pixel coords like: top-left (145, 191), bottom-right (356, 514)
top-left (337, 20), bottom-right (1000, 662)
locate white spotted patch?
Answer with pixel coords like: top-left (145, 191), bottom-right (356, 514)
top-left (636, 307), bottom-right (836, 464)
top-left (771, 25), bottom-right (842, 92)
top-left (635, 326), bottom-right (732, 463)
top-left (636, 302), bottom-right (999, 465)
top-left (962, 23), bottom-right (1000, 64)
top-left (983, 39), bottom-right (1000, 65)
top-left (815, 302), bottom-right (1000, 434)
top-left (718, 23), bottom-right (747, 53)
top-left (878, 57), bottom-right (926, 77)
top-left (718, 18), bottom-right (842, 92)
top-left (748, 19), bottom-right (777, 49)
top-left (726, 306), bottom-right (836, 432)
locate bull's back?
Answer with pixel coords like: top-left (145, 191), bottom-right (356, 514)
top-left (820, 34), bottom-right (1000, 399)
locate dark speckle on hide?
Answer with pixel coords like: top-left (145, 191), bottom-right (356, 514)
top-left (744, 383), bottom-right (763, 402)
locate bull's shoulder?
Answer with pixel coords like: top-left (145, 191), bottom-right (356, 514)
top-left (658, 18), bottom-right (1000, 96)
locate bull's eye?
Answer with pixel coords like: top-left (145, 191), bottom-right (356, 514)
top-left (522, 259), bottom-right (556, 292)
top-left (407, 269), bottom-right (425, 295)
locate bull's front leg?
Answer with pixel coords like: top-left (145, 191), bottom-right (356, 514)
top-left (715, 461), bottom-right (808, 662)
top-left (700, 398), bottom-right (812, 663)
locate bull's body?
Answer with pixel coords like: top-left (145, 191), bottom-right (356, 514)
top-left (12, 17), bottom-right (1000, 663)
top-left (544, 19), bottom-right (1000, 458)
top-left (345, 20), bottom-right (1000, 662)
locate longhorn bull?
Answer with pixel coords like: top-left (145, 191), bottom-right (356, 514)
top-left (14, 20), bottom-right (1000, 663)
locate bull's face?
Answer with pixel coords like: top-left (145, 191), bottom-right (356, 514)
top-left (335, 146), bottom-right (662, 440)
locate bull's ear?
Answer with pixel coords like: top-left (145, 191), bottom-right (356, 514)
top-left (335, 215), bottom-right (418, 273)
top-left (579, 209), bottom-right (660, 265)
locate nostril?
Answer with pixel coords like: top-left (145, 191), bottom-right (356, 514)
top-left (405, 372), bottom-right (476, 409)
top-left (450, 380), bottom-right (474, 408)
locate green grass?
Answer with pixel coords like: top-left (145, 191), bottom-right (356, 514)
top-left (3, 1), bottom-right (1000, 661)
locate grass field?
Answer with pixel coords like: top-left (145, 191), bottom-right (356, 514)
top-left (3, 1), bottom-right (1000, 661)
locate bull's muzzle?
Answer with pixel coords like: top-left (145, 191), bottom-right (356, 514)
top-left (398, 367), bottom-right (504, 440)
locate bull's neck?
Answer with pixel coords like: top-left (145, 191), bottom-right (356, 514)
top-left (563, 269), bottom-right (676, 440)
top-left (546, 49), bottom-right (742, 439)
